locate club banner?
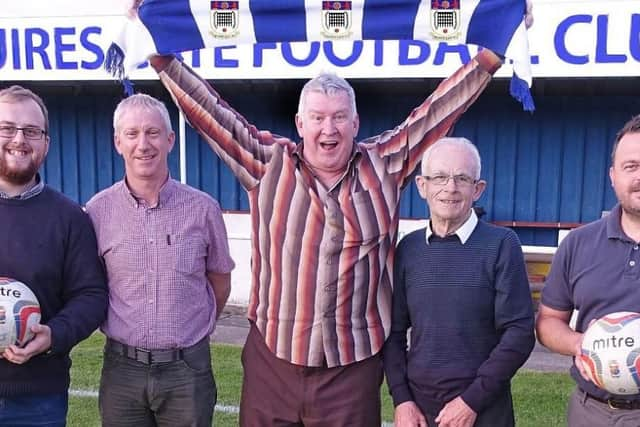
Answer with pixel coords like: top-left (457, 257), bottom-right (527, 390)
top-left (0, 1), bottom-right (637, 83)
top-left (106, 0), bottom-right (534, 110)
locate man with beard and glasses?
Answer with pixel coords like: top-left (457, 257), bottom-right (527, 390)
top-left (0, 85), bottom-right (108, 427)
top-left (537, 114), bottom-right (640, 426)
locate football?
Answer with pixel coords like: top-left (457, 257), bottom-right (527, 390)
top-left (580, 311), bottom-right (640, 395)
top-left (0, 277), bottom-right (41, 353)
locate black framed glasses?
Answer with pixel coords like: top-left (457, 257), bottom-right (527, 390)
top-left (422, 174), bottom-right (477, 186)
top-left (0, 125), bottom-right (47, 141)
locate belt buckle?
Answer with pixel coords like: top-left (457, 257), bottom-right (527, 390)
top-left (607, 398), bottom-right (631, 410)
top-left (134, 347), bottom-right (152, 364)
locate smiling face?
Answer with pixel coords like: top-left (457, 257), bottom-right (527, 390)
top-left (114, 106), bottom-right (175, 184)
top-left (0, 98), bottom-right (49, 192)
top-left (610, 132), bottom-right (640, 220)
top-left (417, 142), bottom-right (486, 233)
top-left (295, 89), bottom-right (359, 185)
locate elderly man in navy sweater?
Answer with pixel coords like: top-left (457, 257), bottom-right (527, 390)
top-left (383, 137), bottom-right (535, 427)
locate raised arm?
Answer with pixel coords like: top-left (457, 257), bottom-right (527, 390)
top-left (366, 50), bottom-right (502, 186)
top-left (150, 56), bottom-right (292, 190)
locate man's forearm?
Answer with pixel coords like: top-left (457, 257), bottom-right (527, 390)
top-left (536, 312), bottom-right (582, 356)
top-left (208, 272), bottom-right (231, 319)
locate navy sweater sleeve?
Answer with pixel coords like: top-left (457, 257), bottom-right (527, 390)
top-left (383, 235), bottom-right (413, 407)
top-left (47, 206), bottom-right (108, 354)
top-left (460, 230), bottom-right (535, 412)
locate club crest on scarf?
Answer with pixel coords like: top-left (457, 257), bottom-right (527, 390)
top-left (210, 1), bottom-right (239, 38)
top-left (430, 0), bottom-right (461, 40)
top-left (321, 1), bottom-right (352, 38)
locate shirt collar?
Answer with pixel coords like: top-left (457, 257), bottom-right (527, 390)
top-left (425, 209), bottom-right (478, 245)
top-left (120, 175), bottom-right (176, 208)
top-left (0, 174), bottom-right (45, 200)
top-left (606, 204), bottom-right (634, 242)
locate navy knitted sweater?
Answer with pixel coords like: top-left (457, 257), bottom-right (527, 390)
top-left (0, 186), bottom-right (107, 396)
top-left (383, 221), bottom-right (535, 414)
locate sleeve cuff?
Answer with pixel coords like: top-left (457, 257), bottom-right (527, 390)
top-left (390, 385), bottom-right (414, 407)
top-left (474, 49), bottom-right (503, 75)
top-left (460, 383), bottom-right (487, 413)
top-left (149, 55), bottom-right (175, 73)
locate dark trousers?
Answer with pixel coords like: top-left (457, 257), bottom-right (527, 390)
top-left (99, 338), bottom-right (216, 427)
top-left (422, 389), bottom-right (514, 427)
top-left (240, 324), bottom-right (383, 427)
top-left (568, 388), bottom-right (640, 427)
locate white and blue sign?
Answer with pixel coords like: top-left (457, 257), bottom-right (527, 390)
top-left (0, 0), bottom-right (638, 81)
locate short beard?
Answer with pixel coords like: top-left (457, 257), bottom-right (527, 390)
top-left (0, 157), bottom-right (39, 186)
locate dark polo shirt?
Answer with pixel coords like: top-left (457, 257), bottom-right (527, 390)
top-left (542, 204), bottom-right (640, 400)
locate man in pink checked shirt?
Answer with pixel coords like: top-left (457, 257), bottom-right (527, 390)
top-left (86, 93), bottom-right (235, 427)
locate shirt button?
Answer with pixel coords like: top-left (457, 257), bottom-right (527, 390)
top-left (149, 239), bottom-right (154, 244)
top-left (148, 300), bottom-right (153, 304)
top-left (630, 261), bottom-right (636, 267)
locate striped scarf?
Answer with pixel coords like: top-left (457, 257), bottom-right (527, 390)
top-left (106, 0), bottom-right (535, 111)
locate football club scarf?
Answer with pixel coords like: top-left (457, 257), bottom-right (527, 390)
top-left (106, 0), bottom-right (535, 111)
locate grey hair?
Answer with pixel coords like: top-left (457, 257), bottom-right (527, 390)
top-left (297, 72), bottom-right (357, 116)
top-left (421, 137), bottom-right (482, 180)
top-left (113, 93), bottom-right (172, 133)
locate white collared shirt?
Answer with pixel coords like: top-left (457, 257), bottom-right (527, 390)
top-left (425, 209), bottom-right (478, 245)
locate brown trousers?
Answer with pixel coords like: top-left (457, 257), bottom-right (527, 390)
top-left (239, 324), bottom-right (383, 427)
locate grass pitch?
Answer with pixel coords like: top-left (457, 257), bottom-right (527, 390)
top-left (68, 333), bottom-right (573, 426)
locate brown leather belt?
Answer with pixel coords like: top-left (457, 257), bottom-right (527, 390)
top-left (105, 338), bottom-right (184, 365)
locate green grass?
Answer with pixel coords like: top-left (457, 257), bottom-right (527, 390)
top-left (69, 333), bottom-right (574, 426)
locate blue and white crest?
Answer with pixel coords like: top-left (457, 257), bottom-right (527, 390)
top-left (210, 1), bottom-right (240, 38)
top-left (321, 1), bottom-right (352, 38)
top-left (430, 0), bottom-right (461, 40)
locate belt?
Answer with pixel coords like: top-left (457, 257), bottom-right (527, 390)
top-left (105, 338), bottom-right (185, 365)
top-left (584, 391), bottom-right (640, 410)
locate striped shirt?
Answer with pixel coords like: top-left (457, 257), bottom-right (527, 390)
top-left (153, 50), bottom-right (500, 366)
top-left (86, 178), bottom-right (235, 349)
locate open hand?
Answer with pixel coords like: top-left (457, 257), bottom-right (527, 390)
top-left (394, 401), bottom-right (427, 427)
top-left (435, 396), bottom-right (477, 427)
top-left (2, 324), bottom-right (51, 364)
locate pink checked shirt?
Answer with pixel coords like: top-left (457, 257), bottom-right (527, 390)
top-left (86, 178), bottom-right (235, 349)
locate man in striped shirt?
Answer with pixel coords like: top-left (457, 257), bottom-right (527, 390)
top-left (150, 49), bottom-right (502, 426)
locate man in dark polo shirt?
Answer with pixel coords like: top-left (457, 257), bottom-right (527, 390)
top-left (537, 114), bottom-right (640, 426)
